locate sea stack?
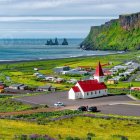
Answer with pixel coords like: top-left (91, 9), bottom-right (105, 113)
top-left (62, 38), bottom-right (68, 45)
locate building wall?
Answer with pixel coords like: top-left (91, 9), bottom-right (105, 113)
top-left (83, 89), bottom-right (107, 99)
top-left (75, 83), bottom-right (85, 96)
top-left (68, 88), bottom-right (107, 99)
top-left (94, 76), bottom-right (104, 83)
top-left (68, 89), bottom-right (82, 99)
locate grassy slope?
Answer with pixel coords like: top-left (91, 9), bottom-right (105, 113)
top-left (0, 51), bottom-right (140, 90)
top-left (0, 96), bottom-right (32, 112)
top-left (84, 21), bottom-right (140, 51)
top-left (0, 117), bottom-right (139, 139)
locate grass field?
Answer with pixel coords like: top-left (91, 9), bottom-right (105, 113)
top-left (0, 51), bottom-right (140, 90)
top-left (0, 51), bottom-right (139, 139)
top-left (0, 116), bottom-right (139, 140)
top-left (0, 96), bottom-right (33, 112)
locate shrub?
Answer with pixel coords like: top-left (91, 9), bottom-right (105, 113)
top-left (87, 133), bottom-right (96, 137)
top-left (65, 136), bottom-right (73, 140)
top-left (112, 135), bottom-right (128, 140)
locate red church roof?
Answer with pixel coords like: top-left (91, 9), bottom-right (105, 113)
top-left (77, 79), bottom-right (107, 92)
top-left (94, 61), bottom-right (104, 76)
top-left (72, 86), bottom-right (80, 92)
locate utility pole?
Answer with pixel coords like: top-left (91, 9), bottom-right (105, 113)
top-left (129, 82), bottom-right (132, 95)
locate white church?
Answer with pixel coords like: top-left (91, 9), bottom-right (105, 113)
top-left (68, 62), bottom-right (107, 99)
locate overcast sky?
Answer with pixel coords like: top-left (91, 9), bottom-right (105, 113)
top-left (0, 0), bottom-right (139, 38)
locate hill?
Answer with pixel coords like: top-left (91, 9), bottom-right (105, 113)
top-left (81, 12), bottom-right (140, 51)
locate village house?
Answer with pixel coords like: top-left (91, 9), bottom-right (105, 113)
top-left (54, 66), bottom-right (70, 74)
top-left (0, 82), bottom-right (5, 93)
top-left (131, 87), bottom-right (140, 91)
top-left (9, 84), bottom-right (24, 90)
top-left (45, 76), bottom-right (55, 81)
top-left (67, 78), bottom-right (77, 84)
top-left (38, 85), bottom-right (56, 92)
top-left (68, 62), bottom-right (107, 99)
top-left (62, 69), bottom-right (88, 75)
top-left (107, 79), bottom-right (118, 84)
top-left (9, 84), bottom-right (28, 90)
top-left (103, 70), bottom-right (112, 76)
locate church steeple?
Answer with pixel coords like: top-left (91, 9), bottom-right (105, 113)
top-left (94, 61), bottom-right (104, 83)
top-left (94, 61), bottom-right (104, 76)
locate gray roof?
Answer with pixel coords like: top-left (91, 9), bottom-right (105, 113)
top-left (10, 84), bottom-right (24, 87)
top-left (38, 85), bottom-right (52, 89)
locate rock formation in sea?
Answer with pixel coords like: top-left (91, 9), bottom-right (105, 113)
top-left (62, 38), bottom-right (68, 45)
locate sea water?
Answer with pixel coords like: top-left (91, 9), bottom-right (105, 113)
top-left (0, 39), bottom-right (120, 61)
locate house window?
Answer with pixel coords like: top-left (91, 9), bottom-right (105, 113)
top-left (91, 92), bottom-right (93, 95)
top-left (99, 91), bottom-right (100, 94)
top-left (95, 91), bottom-right (96, 94)
top-left (87, 93), bottom-right (88, 96)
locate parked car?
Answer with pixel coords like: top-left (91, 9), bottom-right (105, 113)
top-left (54, 102), bottom-right (64, 107)
top-left (88, 106), bottom-right (97, 112)
top-left (77, 106), bottom-right (87, 111)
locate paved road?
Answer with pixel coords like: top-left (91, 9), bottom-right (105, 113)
top-left (99, 104), bottom-right (140, 117)
top-left (15, 92), bottom-right (134, 107)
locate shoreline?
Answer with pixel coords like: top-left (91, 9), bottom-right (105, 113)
top-left (0, 51), bottom-right (125, 64)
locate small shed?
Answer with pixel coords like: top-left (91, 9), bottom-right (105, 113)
top-left (38, 85), bottom-right (52, 92)
top-left (131, 87), bottom-right (140, 91)
top-left (38, 85), bottom-right (56, 92)
top-left (19, 85), bottom-right (28, 90)
top-left (9, 84), bottom-right (24, 90)
top-left (107, 79), bottom-right (118, 84)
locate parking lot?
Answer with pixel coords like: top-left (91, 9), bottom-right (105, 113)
top-left (98, 104), bottom-right (140, 117)
top-left (15, 92), bottom-right (140, 117)
top-left (15, 91), bottom-right (133, 107)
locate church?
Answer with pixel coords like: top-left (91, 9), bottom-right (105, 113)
top-left (68, 62), bottom-right (107, 99)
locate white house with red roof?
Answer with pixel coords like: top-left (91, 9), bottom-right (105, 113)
top-left (68, 62), bottom-right (107, 99)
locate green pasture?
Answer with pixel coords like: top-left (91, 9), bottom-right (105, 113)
top-left (0, 116), bottom-right (139, 139)
top-left (0, 51), bottom-right (139, 90)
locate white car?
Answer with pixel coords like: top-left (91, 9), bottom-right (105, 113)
top-left (54, 102), bottom-right (64, 107)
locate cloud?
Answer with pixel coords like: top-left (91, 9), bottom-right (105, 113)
top-left (0, 0), bottom-right (77, 9)
top-left (0, 0), bottom-right (140, 16)
top-left (0, 0), bottom-right (139, 38)
top-left (0, 16), bottom-right (118, 22)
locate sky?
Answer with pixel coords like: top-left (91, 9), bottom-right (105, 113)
top-left (0, 0), bottom-right (140, 38)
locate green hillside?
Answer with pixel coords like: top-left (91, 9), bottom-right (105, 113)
top-left (82, 12), bottom-right (140, 51)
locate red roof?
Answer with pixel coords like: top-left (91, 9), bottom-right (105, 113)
top-left (0, 85), bottom-right (4, 89)
top-left (72, 86), bottom-right (80, 92)
top-left (78, 79), bottom-right (107, 92)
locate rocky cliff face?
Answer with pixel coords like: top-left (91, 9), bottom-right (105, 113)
top-left (81, 12), bottom-right (140, 51)
top-left (120, 12), bottom-right (140, 30)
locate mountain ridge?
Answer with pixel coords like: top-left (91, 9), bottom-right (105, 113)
top-left (81, 12), bottom-right (140, 51)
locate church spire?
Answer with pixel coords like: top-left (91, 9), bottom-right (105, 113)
top-left (94, 61), bottom-right (104, 77)
top-left (94, 61), bottom-right (104, 83)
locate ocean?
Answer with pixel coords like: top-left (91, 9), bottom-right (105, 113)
top-left (0, 39), bottom-right (120, 62)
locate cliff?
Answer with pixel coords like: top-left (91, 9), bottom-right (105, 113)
top-left (81, 12), bottom-right (140, 51)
